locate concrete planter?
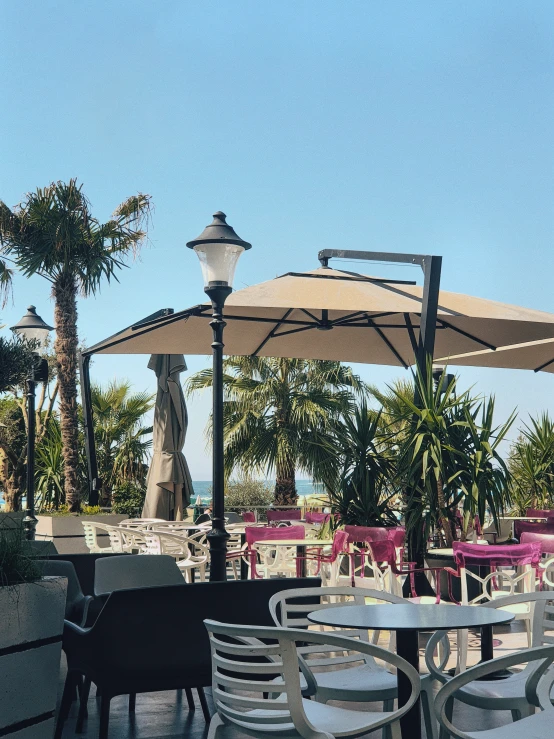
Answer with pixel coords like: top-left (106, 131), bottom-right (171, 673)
top-left (0, 577), bottom-right (67, 738)
top-left (36, 514), bottom-right (127, 554)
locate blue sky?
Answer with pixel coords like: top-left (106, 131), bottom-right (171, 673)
top-left (1, 1), bottom-right (553, 478)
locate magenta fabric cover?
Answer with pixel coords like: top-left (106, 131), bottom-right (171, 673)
top-left (366, 539), bottom-right (396, 564)
top-left (266, 509), bottom-right (302, 522)
top-left (241, 511), bottom-right (256, 523)
top-left (388, 527), bottom-right (406, 548)
top-left (453, 541), bottom-right (542, 567)
top-left (344, 525), bottom-right (389, 543)
top-left (521, 531), bottom-right (554, 554)
top-left (305, 511), bottom-right (330, 524)
top-left (526, 508), bottom-right (554, 519)
top-left (330, 530), bottom-right (349, 559)
top-left (245, 525), bottom-right (305, 545)
top-left (514, 520), bottom-right (554, 539)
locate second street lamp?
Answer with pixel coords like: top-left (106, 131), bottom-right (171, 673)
top-left (10, 306), bottom-right (53, 540)
top-left (187, 212), bottom-right (252, 581)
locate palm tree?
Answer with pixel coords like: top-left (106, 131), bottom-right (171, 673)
top-left (187, 356), bottom-right (365, 505)
top-left (91, 381), bottom-right (154, 506)
top-left (321, 401), bottom-right (401, 527)
top-left (508, 413), bottom-right (554, 513)
top-left (0, 180), bottom-right (151, 510)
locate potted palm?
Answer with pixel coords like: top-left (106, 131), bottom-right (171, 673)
top-left (0, 517), bottom-right (66, 737)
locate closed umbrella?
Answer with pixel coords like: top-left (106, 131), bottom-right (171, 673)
top-left (142, 354), bottom-right (193, 520)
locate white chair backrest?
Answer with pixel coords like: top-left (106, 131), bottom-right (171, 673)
top-left (143, 531), bottom-right (209, 562)
top-left (94, 554), bottom-right (184, 596)
top-left (204, 619), bottom-right (420, 738)
top-left (82, 521), bottom-right (118, 552)
top-left (481, 591), bottom-right (554, 650)
top-left (119, 518), bottom-right (165, 528)
top-left (269, 586), bottom-right (408, 670)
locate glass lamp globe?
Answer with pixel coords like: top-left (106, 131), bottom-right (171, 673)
top-left (186, 211), bottom-right (252, 289)
top-left (10, 306), bottom-right (53, 351)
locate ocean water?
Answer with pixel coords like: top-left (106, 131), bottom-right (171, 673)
top-left (0, 480), bottom-right (324, 508)
top-left (191, 480), bottom-right (325, 505)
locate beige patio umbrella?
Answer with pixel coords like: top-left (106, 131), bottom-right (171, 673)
top-left (436, 337), bottom-right (554, 374)
top-left (142, 354), bottom-right (193, 521)
top-left (87, 267), bottom-right (554, 366)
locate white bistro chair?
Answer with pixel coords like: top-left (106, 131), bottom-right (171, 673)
top-left (204, 619), bottom-right (420, 739)
top-left (143, 530), bottom-right (209, 582)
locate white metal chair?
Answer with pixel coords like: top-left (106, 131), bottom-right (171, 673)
top-left (143, 530), bottom-right (209, 582)
top-left (204, 618), bottom-right (420, 739)
top-left (268, 585), bottom-right (437, 739)
top-left (434, 645), bottom-right (554, 739)
top-left (426, 591), bottom-right (554, 738)
top-left (94, 554), bottom-right (184, 596)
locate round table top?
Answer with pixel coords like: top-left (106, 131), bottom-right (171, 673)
top-left (498, 516), bottom-right (547, 521)
top-left (253, 538), bottom-right (333, 547)
top-left (307, 604), bottom-right (515, 631)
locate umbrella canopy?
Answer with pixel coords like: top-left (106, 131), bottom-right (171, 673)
top-left (436, 337), bottom-right (554, 374)
top-left (142, 354), bottom-right (193, 520)
top-left (87, 268), bottom-right (554, 368)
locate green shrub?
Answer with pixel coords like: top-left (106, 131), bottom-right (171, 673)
top-left (224, 479), bottom-right (273, 513)
top-left (112, 482), bottom-right (146, 516)
top-left (0, 517), bottom-right (41, 587)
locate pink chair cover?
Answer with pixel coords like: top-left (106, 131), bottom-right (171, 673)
top-left (453, 541), bottom-right (542, 567)
top-left (305, 511), bottom-right (330, 524)
top-left (241, 511), bottom-right (256, 523)
top-left (521, 531), bottom-right (554, 555)
top-left (245, 525), bottom-right (305, 545)
top-left (366, 539), bottom-right (397, 564)
top-left (344, 525), bottom-right (389, 543)
top-left (474, 515), bottom-right (482, 536)
top-left (526, 508), bottom-right (554, 519)
top-left (266, 509), bottom-right (302, 522)
top-left (514, 520), bottom-right (554, 539)
top-left (245, 525), bottom-right (305, 579)
top-left (388, 527), bottom-right (406, 548)
top-left (331, 530), bottom-right (349, 560)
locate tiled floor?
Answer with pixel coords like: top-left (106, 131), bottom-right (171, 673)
top-left (56, 621), bottom-right (530, 738)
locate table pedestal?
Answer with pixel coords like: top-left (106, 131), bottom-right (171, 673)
top-left (396, 630), bottom-right (421, 739)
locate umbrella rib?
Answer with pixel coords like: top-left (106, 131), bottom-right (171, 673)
top-left (271, 324), bottom-right (320, 339)
top-left (367, 318), bottom-right (409, 368)
top-left (251, 309), bottom-right (294, 356)
top-left (534, 356), bottom-right (554, 373)
top-left (299, 308), bottom-right (321, 323)
top-left (330, 311), bottom-right (367, 326)
top-left (438, 319), bottom-right (497, 351)
top-left (404, 313), bottom-right (419, 355)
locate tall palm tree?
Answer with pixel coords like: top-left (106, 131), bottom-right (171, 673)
top-left (0, 180), bottom-right (151, 510)
top-left (187, 356), bottom-right (365, 505)
top-left (91, 381), bottom-right (154, 506)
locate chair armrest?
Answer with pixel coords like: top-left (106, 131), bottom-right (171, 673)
top-left (80, 595), bottom-right (94, 627)
top-left (435, 645), bottom-right (554, 739)
top-left (424, 630), bottom-right (451, 684)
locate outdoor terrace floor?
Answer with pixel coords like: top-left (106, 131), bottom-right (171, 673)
top-left (56, 620), bottom-right (529, 738)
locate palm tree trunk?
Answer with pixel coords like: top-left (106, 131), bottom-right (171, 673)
top-left (53, 274), bottom-right (81, 512)
top-left (437, 477), bottom-right (454, 547)
top-left (275, 463), bottom-right (297, 507)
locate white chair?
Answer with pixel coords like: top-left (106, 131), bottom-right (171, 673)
top-left (94, 554), bottom-right (184, 596)
top-left (204, 618), bottom-right (420, 739)
top-left (82, 521), bottom-right (119, 553)
top-left (269, 585), bottom-right (437, 739)
top-left (119, 518), bottom-right (165, 528)
top-left (449, 542), bottom-right (541, 671)
top-left (426, 591), bottom-right (554, 738)
top-left (434, 645), bottom-right (554, 739)
top-left (143, 530), bottom-right (209, 582)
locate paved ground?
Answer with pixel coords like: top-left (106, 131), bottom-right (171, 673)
top-left (56, 620), bottom-right (530, 738)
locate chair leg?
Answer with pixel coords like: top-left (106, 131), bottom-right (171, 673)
top-left (76, 677), bottom-right (92, 733)
top-left (511, 709), bottom-right (522, 721)
top-left (421, 685), bottom-right (438, 739)
top-left (99, 694), bottom-right (111, 739)
top-left (185, 687), bottom-right (195, 711)
top-left (54, 671), bottom-right (80, 739)
top-left (128, 693), bottom-right (136, 712)
top-left (383, 699), bottom-right (394, 739)
top-left (439, 697), bottom-right (454, 739)
top-left (197, 687), bottom-right (211, 722)
top-left (207, 713), bottom-right (224, 739)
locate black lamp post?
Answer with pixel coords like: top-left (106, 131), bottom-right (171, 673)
top-left (187, 212), bottom-right (252, 581)
top-left (10, 306), bottom-right (53, 540)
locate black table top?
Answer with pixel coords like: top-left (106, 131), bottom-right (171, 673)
top-left (307, 604), bottom-right (515, 631)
